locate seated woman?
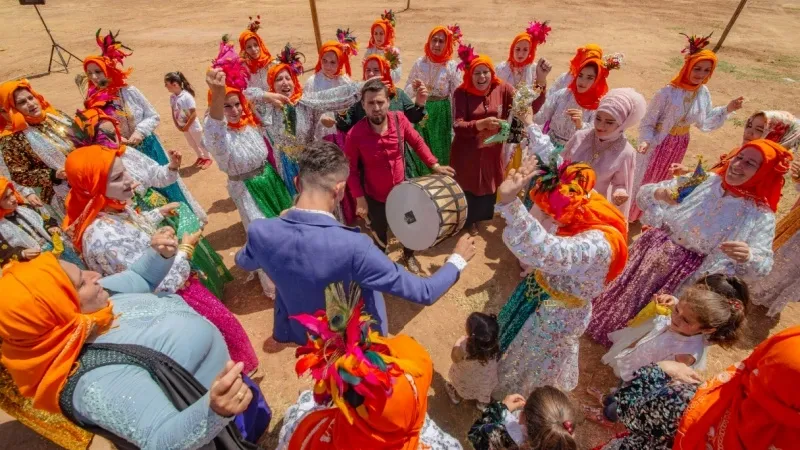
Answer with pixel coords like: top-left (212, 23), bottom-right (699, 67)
top-left (0, 177), bottom-right (83, 268)
top-left (594, 326), bottom-right (800, 450)
top-left (0, 241), bottom-right (270, 449)
top-left (588, 139), bottom-right (789, 346)
top-left (62, 144), bottom-right (259, 375)
top-left (277, 283), bottom-right (461, 449)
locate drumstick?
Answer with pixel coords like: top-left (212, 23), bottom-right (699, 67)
top-left (361, 216), bottom-right (388, 250)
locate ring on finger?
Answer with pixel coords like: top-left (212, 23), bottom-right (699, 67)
top-left (235, 387), bottom-right (248, 401)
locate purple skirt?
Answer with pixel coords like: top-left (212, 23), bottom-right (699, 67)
top-left (586, 228), bottom-right (704, 347)
top-left (629, 132), bottom-right (691, 221)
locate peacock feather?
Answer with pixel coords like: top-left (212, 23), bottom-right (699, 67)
top-left (325, 281), bottom-right (361, 333)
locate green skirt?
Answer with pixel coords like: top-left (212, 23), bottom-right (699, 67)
top-left (497, 274), bottom-right (550, 353)
top-left (412, 97), bottom-right (453, 176)
top-left (135, 190), bottom-right (233, 299)
top-left (243, 164), bottom-right (294, 219)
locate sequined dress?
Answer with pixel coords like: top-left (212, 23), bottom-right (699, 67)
top-left (630, 85), bottom-right (729, 220)
top-left (494, 198), bottom-right (611, 397)
top-left (303, 72), bottom-right (354, 140)
top-left (535, 87), bottom-right (595, 146)
top-left (404, 57), bottom-right (463, 167)
top-left (0, 205), bottom-right (83, 268)
top-left (80, 207), bottom-right (258, 373)
top-left (587, 174), bottom-right (775, 344)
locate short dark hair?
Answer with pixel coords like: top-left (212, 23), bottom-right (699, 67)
top-left (296, 141), bottom-right (350, 190)
top-left (360, 78), bottom-right (388, 99)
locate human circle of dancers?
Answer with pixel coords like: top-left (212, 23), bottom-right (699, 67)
top-left (0, 11), bottom-right (798, 450)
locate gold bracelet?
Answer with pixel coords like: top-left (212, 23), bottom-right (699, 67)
top-left (178, 244), bottom-right (195, 259)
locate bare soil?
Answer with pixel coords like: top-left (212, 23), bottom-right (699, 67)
top-left (1, 0), bottom-right (799, 448)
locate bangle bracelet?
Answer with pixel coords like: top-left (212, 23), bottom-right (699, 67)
top-left (178, 244), bottom-right (195, 259)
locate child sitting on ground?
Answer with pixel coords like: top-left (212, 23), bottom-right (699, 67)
top-left (445, 312), bottom-right (501, 410)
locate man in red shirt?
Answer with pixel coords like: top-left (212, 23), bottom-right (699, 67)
top-left (345, 79), bottom-right (455, 273)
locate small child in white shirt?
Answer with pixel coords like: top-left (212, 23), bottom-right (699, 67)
top-left (587, 274), bottom-right (748, 424)
top-left (165, 71), bottom-right (212, 169)
top-left (445, 312), bottom-right (500, 411)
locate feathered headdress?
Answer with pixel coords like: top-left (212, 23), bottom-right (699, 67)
top-left (277, 43), bottom-right (305, 76)
top-left (291, 281), bottom-right (422, 424)
top-left (680, 32), bottom-right (713, 56)
top-left (448, 24), bottom-right (463, 45)
top-left (247, 15), bottom-right (261, 33)
top-left (456, 43), bottom-right (478, 71)
top-left (604, 52), bottom-right (625, 71)
top-left (95, 29), bottom-right (132, 65)
top-left (526, 20), bottom-right (551, 44)
top-left (380, 9), bottom-right (396, 28)
top-left (337, 28), bottom-right (359, 57)
top-left (68, 108), bottom-right (119, 148)
top-left (212, 35), bottom-right (249, 91)
top-left (529, 154), bottom-right (587, 219)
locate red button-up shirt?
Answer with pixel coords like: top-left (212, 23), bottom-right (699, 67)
top-left (345, 112), bottom-right (438, 203)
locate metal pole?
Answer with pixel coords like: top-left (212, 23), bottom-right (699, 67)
top-left (34, 5), bottom-right (57, 46)
top-left (308, 0), bottom-right (322, 52)
top-left (713, 0), bottom-right (748, 52)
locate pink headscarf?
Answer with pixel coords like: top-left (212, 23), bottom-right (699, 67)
top-left (596, 88), bottom-right (647, 140)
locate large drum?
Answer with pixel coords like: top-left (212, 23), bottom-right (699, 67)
top-left (385, 175), bottom-right (468, 251)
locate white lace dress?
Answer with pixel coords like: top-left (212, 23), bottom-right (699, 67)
top-left (403, 57), bottom-right (462, 100)
top-left (494, 198), bottom-right (611, 396)
top-left (534, 87), bottom-right (595, 146)
top-left (303, 72), bottom-right (354, 139)
top-left (276, 390), bottom-right (463, 450)
top-left (496, 61), bottom-right (538, 90)
top-left (548, 71), bottom-right (572, 97)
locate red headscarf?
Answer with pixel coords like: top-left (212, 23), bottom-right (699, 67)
top-left (530, 162), bottom-right (628, 283)
top-left (460, 55), bottom-right (501, 96)
top-left (62, 145), bottom-right (127, 252)
top-left (670, 49), bottom-right (717, 92)
top-left (0, 177), bottom-right (25, 220)
top-left (368, 19), bottom-right (395, 50)
top-left (287, 335), bottom-right (433, 450)
top-left (674, 326), bottom-right (800, 450)
top-left (0, 80), bottom-right (58, 136)
top-left (508, 33), bottom-right (537, 69)
top-left (567, 57), bottom-right (610, 111)
top-left (424, 26), bottom-right (456, 64)
top-left (712, 139), bottom-right (792, 212)
top-left (267, 64), bottom-right (303, 105)
top-left (363, 54), bottom-right (395, 94)
top-left (238, 30), bottom-right (273, 74)
top-left (314, 41), bottom-right (351, 77)
top-left (568, 44), bottom-right (603, 76)
top-left (0, 252), bottom-right (115, 413)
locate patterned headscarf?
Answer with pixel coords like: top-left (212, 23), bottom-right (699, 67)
top-left (755, 110), bottom-right (800, 151)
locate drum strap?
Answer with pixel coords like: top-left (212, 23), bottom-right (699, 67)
top-left (394, 112), bottom-right (406, 181)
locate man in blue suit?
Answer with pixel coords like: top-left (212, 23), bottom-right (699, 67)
top-left (236, 141), bottom-right (476, 344)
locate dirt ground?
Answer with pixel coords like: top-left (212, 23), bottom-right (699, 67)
top-left (1, 0), bottom-right (799, 448)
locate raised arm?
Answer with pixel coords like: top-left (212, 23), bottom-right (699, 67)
top-left (694, 87), bottom-right (730, 132)
top-left (120, 149), bottom-right (179, 189)
top-left (496, 198), bottom-right (611, 277)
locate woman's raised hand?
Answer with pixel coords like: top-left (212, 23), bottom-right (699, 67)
top-left (150, 227), bottom-right (178, 259)
top-left (206, 68), bottom-right (227, 93)
top-left (210, 361), bottom-right (253, 417)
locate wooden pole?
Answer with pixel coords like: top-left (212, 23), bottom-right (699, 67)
top-left (405, 0), bottom-right (411, 11)
top-left (309, 0), bottom-right (322, 52)
top-left (713, 0), bottom-right (748, 52)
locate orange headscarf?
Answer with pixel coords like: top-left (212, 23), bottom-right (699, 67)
top-left (363, 54), bottom-right (395, 94)
top-left (82, 56), bottom-right (131, 106)
top-left (674, 326), bottom-right (800, 450)
top-left (507, 33), bottom-right (537, 69)
top-left (670, 49), bottom-right (717, 92)
top-left (530, 163), bottom-right (628, 283)
top-left (73, 107), bottom-right (123, 148)
top-left (424, 26), bottom-right (455, 64)
top-left (712, 139), bottom-right (792, 212)
top-left (0, 177), bottom-right (25, 219)
top-left (368, 19), bottom-right (395, 50)
top-left (0, 252), bottom-right (115, 413)
top-left (287, 335), bottom-right (432, 450)
top-left (568, 57), bottom-right (610, 111)
top-left (568, 44), bottom-right (603, 76)
top-left (314, 41), bottom-right (351, 77)
top-left (62, 145), bottom-right (127, 252)
top-left (0, 80), bottom-right (58, 136)
top-left (267, 64), bottom-right (304, 105)
top-left (460, 55), bottom-right (501, 97)
top-left (238, 30), bottom-right (273, 74)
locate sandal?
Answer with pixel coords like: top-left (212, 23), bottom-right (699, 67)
top-left (403, 254), bottom-right (421, 274)
top-left (200, 158), bottom-right (213, 170)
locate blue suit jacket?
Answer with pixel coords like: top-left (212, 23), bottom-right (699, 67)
top-left (235, 209), bottom-right (461, 344)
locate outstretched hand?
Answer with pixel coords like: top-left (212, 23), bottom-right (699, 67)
top-left (496, 158), bottom-right (540, 205)
top-left (206, 68), bottom-right (227, 93)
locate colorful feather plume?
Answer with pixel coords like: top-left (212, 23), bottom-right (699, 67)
top-left (291, 281), bottom-right (422, 423)
top-left (680, 32), bottom-right (713, 56)
top-left (604, 52), bottom-right (625, 71)
top-left (448, 24), bottom-right (463, 45)
top-left (68, 109), bottom-right (119, 148)
top-left (95, 29), bottom-right (132, 65)
top-left (672, 156), bottom-right (708, 203)
top-left (526, 20), bottom-right (551, 44)
top-left (211, 35), bottom-right (249, 91)
top-left (529, 154), bottom-right (593, 219)
top-left (278, 43), bottom-right (305, 75)
top-left (380, 9), bottom-right (396, 28)
top-left (247, 15), bottom-right (262, 33)
top-left (337, 28), bottom-right (359, 56)
top-left (384, 47), bottom-right (401, 70)
top-left (456, 43), bottom-right (478, 71)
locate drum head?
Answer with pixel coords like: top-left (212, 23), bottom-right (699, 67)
top-left (385, 182), bottom-right (442, 251)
